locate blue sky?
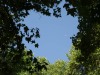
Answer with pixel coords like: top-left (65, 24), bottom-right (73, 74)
top-left (23, 8), bottom-right (78, 63)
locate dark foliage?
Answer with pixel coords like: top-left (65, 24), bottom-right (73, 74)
top-left (63, 0), bottom-right (100, 60)
top-left (0, 0), bottom-right (62, 74)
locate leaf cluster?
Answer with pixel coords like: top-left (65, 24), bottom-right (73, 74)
top-left (63, 0), bottom-right (100, 59)
top-left (0, 0), bottom-right (62, 75)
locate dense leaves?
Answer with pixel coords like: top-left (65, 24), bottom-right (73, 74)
top-left (0, 49), bottom-right (32, 75)
top-left (63, 0), bottom-right (100, 59)
top-left (29, 46), bottom-right (99, 75)
top-left (43, 60), bottom-right (67, 75)
top-left (0, 0), bottom-right (62, 75)
top-left (0, 0), bottom-right (62, 52)
top-left (66, 46), bottom-right (100, 75)
top-left (0, 0), bottom-right (100, 75)
top-left (38, 46), bottom-right (100, 75)
top-left (17, 57), bottom-right (49, 75)
top-left (25, 59), bottom-right (67, 75)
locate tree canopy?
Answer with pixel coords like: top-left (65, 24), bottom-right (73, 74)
top-left (30, 46), bottom-right (100, 75)
top-left (0, 0), bottom-right (62, 53)
top-left (63, 0), bottom-right (100, 60)
top-left (0, 0), bottom-right (100, 75)
top-left (0, 0), bottom-right (62, 74)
